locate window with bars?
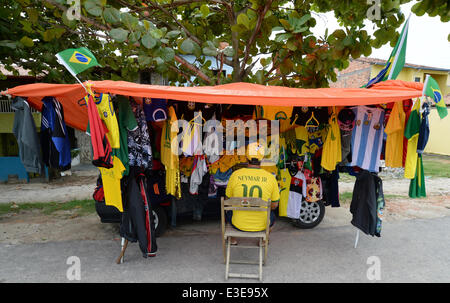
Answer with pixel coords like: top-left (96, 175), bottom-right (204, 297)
top-left (0, 97), bottom-right (39, 113)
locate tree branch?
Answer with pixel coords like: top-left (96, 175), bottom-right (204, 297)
top-left (146, 0), bottom-right (202, 46)
top-left (175, 55), bottom-right (212, 84)
top-left (239, 0), bottom-right (273, 79)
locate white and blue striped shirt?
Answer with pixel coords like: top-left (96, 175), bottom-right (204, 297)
top-left (349, 106), bottom-right (385, 173)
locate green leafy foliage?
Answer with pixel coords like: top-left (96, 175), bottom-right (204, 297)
top-left (0, 0), bottom-right (448, 87)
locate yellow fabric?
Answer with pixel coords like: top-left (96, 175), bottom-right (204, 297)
top-left (161, 106), bottom-right (181, 199)
top-left (261, 165), bottom-right (278, 176)
top-left (226, 168), bottom-right (280, 232)
top-left (278, 168), bottom-right (291, 217)
top-left (384, 101), bottom-right (406, 168)
top-left (179, 157), bottom-right (194, 177)
top-left (255, 105), bottom-right (293, 121)
top-left (321, 108), bottom-right (342, 171)
top-left (99, 156), bottom-right (125, 212)
top-left (294, 126), bottom-right (309, 155)
top-left (90, 93), bottom-right (120, 149)
top-left (404, 101), bottom-right (421, 179)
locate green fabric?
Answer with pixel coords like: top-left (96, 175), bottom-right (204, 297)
top-left (409, 154), bottom-right (426, 198)
top-left (424, 76), bottom-right (447, 119)
top-left (56, 47), bottom-right (101, 75)
top-left (112, 96), bottom-right (138, 176)
top-left (404, 105), bottom-right (420, 139)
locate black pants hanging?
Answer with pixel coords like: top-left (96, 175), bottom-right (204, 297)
top-left (120, 166), bottom-right (157, 257)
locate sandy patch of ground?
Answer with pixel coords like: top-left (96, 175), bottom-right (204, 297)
top-left (0, 165), bottom-right (449, 245)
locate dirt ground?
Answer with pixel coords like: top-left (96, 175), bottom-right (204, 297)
top-left (1, 165), bottom-right (450, 245)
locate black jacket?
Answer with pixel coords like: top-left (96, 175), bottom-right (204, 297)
top-left (120, 166), bottom-right (157, 257)
top-left (350, 170), bottom-right (384, 237)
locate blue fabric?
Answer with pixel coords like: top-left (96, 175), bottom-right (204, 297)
top-left (417, 103), bottom-right (430, 154)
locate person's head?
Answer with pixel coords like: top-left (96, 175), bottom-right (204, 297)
top-left (246, 141), bottom-right (265, 167)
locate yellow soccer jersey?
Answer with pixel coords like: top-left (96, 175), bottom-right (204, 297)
top-left (321, 110), bottom-right (342, 171)
top-left (226, 168), bottom-right (280, 231)
top-left (384, 101), bottom-right (405, 168)
top-left (278, 168), bottom-right (292, 217)
top-left (161, 106), bottom-right (181, 199)
top-left (86, 93), bottom-right (120, 149)
top-left (255, 105), bottom-right (293, 121)
top-left (99, 156), bottom-right (125, 212)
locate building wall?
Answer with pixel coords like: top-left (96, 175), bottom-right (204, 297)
top-left (329, 60), bottom-right (372, 88)
top-left (425, 107), bottom-right (450, 156)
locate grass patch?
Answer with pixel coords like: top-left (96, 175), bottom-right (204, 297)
top-left (338, 192), bottom-right (405, 205)
top-left (422, 154), bottom-right (450, 178)
top-left (0, 199), bottom-right (96, 217)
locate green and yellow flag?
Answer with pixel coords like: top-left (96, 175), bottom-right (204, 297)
top-left (423, 75), bottom-right (447, 119)
top-left (55, 47), bottom-right (101, 77)
top-left (364, 15), bottom-right (410, 88)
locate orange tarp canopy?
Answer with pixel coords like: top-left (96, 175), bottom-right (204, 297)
top-left (2, 80), bottom-right (424, 131)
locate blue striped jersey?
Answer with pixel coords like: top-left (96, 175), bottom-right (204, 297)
top-left (349, 106), bottom-right (385, 173)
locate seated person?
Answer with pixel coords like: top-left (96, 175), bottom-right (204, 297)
top-left (225, 142), bottom-right (280, 245)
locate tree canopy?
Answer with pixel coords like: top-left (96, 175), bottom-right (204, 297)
top-left (1, 0), bottom-right (448, 87)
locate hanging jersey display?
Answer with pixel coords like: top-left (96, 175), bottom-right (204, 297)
top-left (41, 96), bottom-right (72, 171)
top-left (349, 106), bottom-right (385, 173)
top-left (404, 100), bottom-right (421, 179)
top-left (128, 98), bottom-right (153, 169)
top-left (278, 168), bottom-right (292, 217)
top-left (189, 155), bottom-right (208, 195)
top-left (113, 96), bottom-right (138, 176)
top-left (86, 94), bottom-right (113, 169)
top-left (182, 112), bottom-right (203, 156)
top-left (384, 101), bottom-right (406, 168)
top-left (161, 106), bottom-right (181, 199)
top-left (304, 169), bottom-right (322, 203)
top-left (12, 97), bottom-right (43, 174)
top-left (143, 98), bottom-right (168, 122)
top-left (85, 93), bottom-right (120, 149)
top-left (254, 105), bottom-right (293, 121)
top-left (321, 108), bottom-right (342, 171)
top-left (98, 156), bottom-right (125, 212)
top-left (286, 171), bottom-right (307, 219)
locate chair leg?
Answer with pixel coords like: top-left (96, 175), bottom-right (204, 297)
top-left (264, 241), bottom-right (268, 266)
top-left (222, 236), bottom-right (226, 264)
top-left (225, 238), bottom-right (231, 280)
top-left (259, 238), bottom-right (263, 281)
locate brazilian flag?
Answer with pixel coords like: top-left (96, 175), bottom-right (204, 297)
top-left (423, 75), bottom-right (448, 119)
top-left (364, 15), bottom-right (410, 88)
top-left (55, 47), bottom-right (101, 77)
top-left (409, 154), bottom-right (426, 198)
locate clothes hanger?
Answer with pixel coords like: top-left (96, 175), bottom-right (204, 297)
top-left (305, 111), bottom-right (319, 129)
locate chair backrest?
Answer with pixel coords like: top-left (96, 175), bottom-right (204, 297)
top-left (221, 197), bottom-right (272, 235)
top-left (222, 197), bottom-right (271, 211)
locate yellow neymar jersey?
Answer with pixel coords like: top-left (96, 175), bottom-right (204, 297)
top-left (99, 156), bottom-right (125, 212)
top-left (226, 168), bottom-right (280, 232)
top-left (86, 93), bottom-right (120, 149)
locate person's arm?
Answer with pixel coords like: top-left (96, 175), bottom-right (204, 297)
top-left (270, 175), bottom-right (281, 210)
top-left (271, 200), bottom-right (279, 210)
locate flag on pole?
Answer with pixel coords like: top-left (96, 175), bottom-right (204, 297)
top-left (423, 75), bottom-right (447, 119)
top-left (55, 47), bottom-right (101, 86)
top-left (365, 15), bottom-right (410, 88)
